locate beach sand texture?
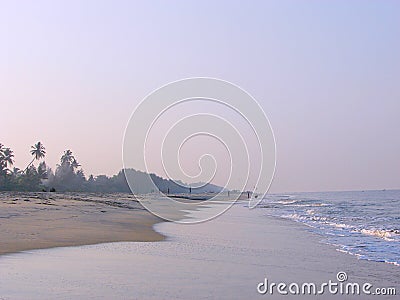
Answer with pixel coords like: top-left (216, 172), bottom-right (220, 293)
top-left (0, 192), bottom-right (164, 256)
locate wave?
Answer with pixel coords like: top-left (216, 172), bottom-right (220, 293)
top-left (260, 200), bottom-right (329, 207)
top-left (357, 229), bottom-right (398, 241)
top-left (282, 213), bottom-right (331, 222)
top-left (336, 246), bottom-right (400, 267)
top-left (258, 190), bottom-right (400, 267)
top-left (328, 222), bottom-right (353, 229)
top-left (289, 203), bottom-right (329, 207)
top-left (275, 200), bottom-right (298, 205)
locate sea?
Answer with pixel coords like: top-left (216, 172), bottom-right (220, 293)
top-left (259, 189), bottom-right (400, 266)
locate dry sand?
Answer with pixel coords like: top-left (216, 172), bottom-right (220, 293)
top-left (0, 192), bottom-right (164, 256)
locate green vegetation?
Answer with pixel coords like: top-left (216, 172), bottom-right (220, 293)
top-left (0, 142), bottom-right (223, 194)
top-left (0, 142), bottom-right (127, 192)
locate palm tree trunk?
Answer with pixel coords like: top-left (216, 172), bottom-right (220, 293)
top-left (24, 157), bottom-right (35, 173)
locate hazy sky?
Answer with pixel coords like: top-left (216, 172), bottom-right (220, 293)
top-left (1, 0), bottom-right (399, 193)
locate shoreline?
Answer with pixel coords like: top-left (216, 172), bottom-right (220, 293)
top-left (1, 191), bottom-right (398, 272)
top-left (264, 211), bottom-right (400, 268)
top-left (1, 191), bottom-right (398, 270)
top-left (0, 203), bottom-right (398, 299)
top-left (0, 192), bottom-right (165, 256)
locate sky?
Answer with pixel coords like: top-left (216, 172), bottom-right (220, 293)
top-left (1, 0), bottom-right (399, 193)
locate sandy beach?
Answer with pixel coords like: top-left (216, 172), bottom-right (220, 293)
top-left (0, 192), bottom-right (164, 256)
top-left (0, 200), bottom-right (398, 299)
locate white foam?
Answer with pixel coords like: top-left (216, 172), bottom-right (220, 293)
top-left (359, 229), bottom-right (395, 241)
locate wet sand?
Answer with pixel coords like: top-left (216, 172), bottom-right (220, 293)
top-left (0, 192), bottom-right (164, 256)
top-left (0, 204), bottom-right (398, 299)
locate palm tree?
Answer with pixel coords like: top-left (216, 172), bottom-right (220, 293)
top-left (0, 160), bottom-right (7, 176)
top-left (0, 144), bottom-right (14, 176)
top-left (71, 158), bottom-right (80, 170)
top-left (0, 144), bottom-right (6, 162)
top-left (0, 147), bottom-right (14, 169)
top-left (25, 142), bottom-right (46, 172)
top-left (61, 150), bottom-right (74, 166)
top-left (3, 148), bottom-right (14, 168)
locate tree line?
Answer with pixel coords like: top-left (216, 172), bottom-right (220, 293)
top-left (0, 142), bottom-right (133, 192)
top-left (0, 142), bottom-right (223, 193)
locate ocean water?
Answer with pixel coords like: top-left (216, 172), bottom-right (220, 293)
top-left (259, 189), bottom-right (400, 266)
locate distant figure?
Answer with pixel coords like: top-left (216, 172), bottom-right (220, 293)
top-left (167, 188), bottom-right (170, 194)
top-left (247, 191), bottom-right (250, 199)
top-left (189, 187), bottom-right (192, 194)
